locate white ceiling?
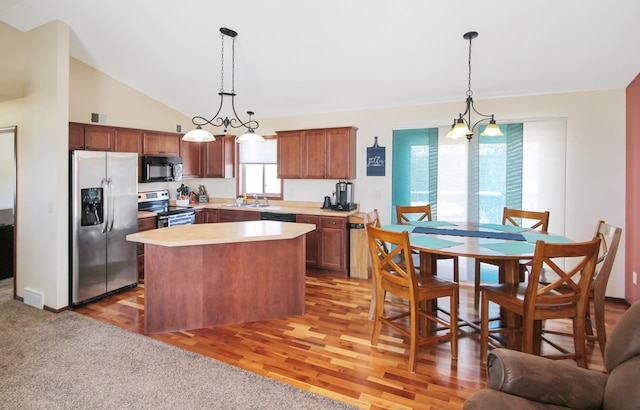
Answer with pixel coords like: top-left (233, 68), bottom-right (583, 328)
top-left (2, 0), bottom-right (640, 121)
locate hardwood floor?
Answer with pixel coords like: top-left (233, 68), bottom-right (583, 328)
top-left (74, 273), bottom-right (628, 410)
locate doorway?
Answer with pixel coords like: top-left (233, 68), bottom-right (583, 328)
top-left (0, 126), bottom-right (16, 281)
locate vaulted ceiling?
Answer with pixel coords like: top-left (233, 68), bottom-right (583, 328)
top-left (2, 0), bottom-right (640, 120)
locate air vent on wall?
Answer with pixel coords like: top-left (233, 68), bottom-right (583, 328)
top-left (89, 112), bottom-right (108, 124)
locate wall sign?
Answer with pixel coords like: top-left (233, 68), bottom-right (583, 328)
top-left (366, 136), bottom-right (385, 176)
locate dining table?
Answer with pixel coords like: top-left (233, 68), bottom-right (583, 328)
top-left (380, 220), bottom-right (573, 349)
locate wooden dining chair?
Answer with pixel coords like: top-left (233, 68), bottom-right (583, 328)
top-left (363, 209), bottom-right (384, 320)
top-left (395, 204), bottom-right (459, 282)
top-left (473, 207), bottom-right (550, 309)
top-left (366, 224), bottom-right (458, 372)
top-left (541, 220), bottom-right (622, 358)
top-left (479, 237), bottom-right (600, 368)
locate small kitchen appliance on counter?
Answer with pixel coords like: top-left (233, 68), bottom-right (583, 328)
top-left (138, 189), bottom-right (195, 228)
top-left (331, 181), bottom-right (356, 211)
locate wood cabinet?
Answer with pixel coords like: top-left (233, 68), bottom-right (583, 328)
top-left (142, 132), bottom-right (181, 156)
top-left (218, 209), bottom-right (261, 222)
top-left (137, 216), bottom-right (157, 282)
top-left (203, 209), bottom-right (218, 223)
top-left (276, 126), bottom-right (357, 180)
top-left (194, 208), bottom-right (204, 224)
top-left (69, 123), bottom-right (114, 151)
top-left (114, 128), bottom-right (142, 153)
top-left (203, 135), bottom-right (235, 178)
top-left (180, 140), bottom-right (203, 178)
top-left (114, 128), bottom-right (143, 181)
top-left (277, 131), bottom-right (303, 178)
top-left (296, 214), bottom-right (319, 266)
top-left (296, 214), bottom-right (348, 276)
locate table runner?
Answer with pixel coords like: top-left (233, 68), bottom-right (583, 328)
top-left (411, 226), bottom-right (526, 241)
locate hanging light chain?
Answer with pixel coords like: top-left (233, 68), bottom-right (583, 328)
top-left (231, 33), bottom-right (236, 94)
top-left (467, 33), bottom-right (473, 98)
top-left (219, 30), bottom-right (225, 93)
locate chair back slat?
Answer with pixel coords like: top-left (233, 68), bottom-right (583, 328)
top-left (593, 221), bottom-right (622, 289)
top-left (502, 207), bottom-right (550, 232)
top-left (524, 239), bottom-right (600, 313)
top-left (366, 224), bottom-right (418, 296)
top-left (396, 204), bottom-right (432, 224)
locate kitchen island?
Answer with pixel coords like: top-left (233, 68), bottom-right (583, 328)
top-left (126, 220), bottom-right (315, 334)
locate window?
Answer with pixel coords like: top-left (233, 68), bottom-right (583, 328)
top-left (392, 119), bottom-right (566, 230)
top-left (238, 138), bottom-right (282, 198)
top-left (391, 128), bottom-right (438, 221)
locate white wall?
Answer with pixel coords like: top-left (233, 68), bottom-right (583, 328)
top-left (0, 20), bottom-right (70, 309)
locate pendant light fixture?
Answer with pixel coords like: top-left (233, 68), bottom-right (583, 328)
top-left (182, 27), bottom-right (263, 143)
top-left (445, 31), bottom-right (503, 141)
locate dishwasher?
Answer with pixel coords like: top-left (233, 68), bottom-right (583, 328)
top-left (260, 212), bottom-right (297, 222)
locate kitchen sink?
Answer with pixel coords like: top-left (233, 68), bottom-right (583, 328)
top-left (222, 203), bottom-right (270, 208)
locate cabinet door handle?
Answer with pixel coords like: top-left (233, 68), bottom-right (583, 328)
top-left (328, 221), bottom-right (336, 225)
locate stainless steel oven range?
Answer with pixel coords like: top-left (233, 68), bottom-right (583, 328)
top-left (138, 189), bottom-right (195, 228)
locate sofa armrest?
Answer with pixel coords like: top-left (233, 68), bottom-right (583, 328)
top-left (486, 349), bottom-right (607, 410)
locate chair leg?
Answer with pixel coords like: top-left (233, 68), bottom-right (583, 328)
top-left (368, 281), bottom-right (377, 320)
top-left (574, 314), bottom-right (588, 369)
top-left (480, 291), bottom-right (489, 363)
top-left (450, 290), bottom-right (459, 359)
top-left (533, 320), bottom-right (542, 355)
top-left (371, 288), bottom-right (385, 346)
top-left (522, 316), bottom-right (534, 354)
top-left (594, 297), bottom-right (607, 358)
top-left (408, 304), bottom-right (419, 373)
top-left (474, 260), bottom-right (481, 310)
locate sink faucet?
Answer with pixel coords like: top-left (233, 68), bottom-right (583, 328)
top-left (264, 197), bottom-right (269, 206)
top-left (254, 193), bottom-right (259, 205)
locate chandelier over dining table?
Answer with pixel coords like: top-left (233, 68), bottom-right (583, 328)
top-left (445, 31), bottom-right (503, 141)
top-left (182, 27), bottom-right (263, 143)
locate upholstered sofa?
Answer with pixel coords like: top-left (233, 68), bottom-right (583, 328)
top-left (464, 301), bottom-right (640, 409)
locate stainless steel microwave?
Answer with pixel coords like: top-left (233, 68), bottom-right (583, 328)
top-left (141, 156), bottom-right (182, 183)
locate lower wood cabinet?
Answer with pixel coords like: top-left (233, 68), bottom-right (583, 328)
top-left (194, 209), bottom-right (204, 224)
top-left (203, 209), bottom-right (218, 223)
top-left (137, 216), bottom-right (157, 282)
top-left (218, 209), bottom-right (261, 222)
top-left (297, 214), bottom-right (348, 276)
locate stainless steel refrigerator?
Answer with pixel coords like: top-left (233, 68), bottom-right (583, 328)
top-left (70, 150), bottom-right (138, 307)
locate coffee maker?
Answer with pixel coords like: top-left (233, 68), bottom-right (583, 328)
top-left (332, 181), bottom-right (356, 211)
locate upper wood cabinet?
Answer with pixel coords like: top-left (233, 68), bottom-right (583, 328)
top-left (142, 132), bottom-right (181, 157)
top-left (114, 128), bottom-right (143, 181)
top-left (276, 126), bottom-right (357, 180)
top-left (203, 135), bottom-right (235, 179)
top-left (69, 123), bottom-right (114, 151)
top-left (114, 128), bottom-right (142, 153)
top-left (276, 130), bottom-right (303, 178)
top-left (180, 139), bottom-right (203, 179)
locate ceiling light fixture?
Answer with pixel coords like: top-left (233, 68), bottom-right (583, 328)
top-left (182, 27), bottom-right (263, 143)
top-left (446, 31), bottom-right (503, 141)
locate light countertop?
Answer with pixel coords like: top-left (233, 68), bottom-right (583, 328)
top-left (127, 220), bottom-right (316, 247)
top-left (138, 200), bottom-right (359, 219)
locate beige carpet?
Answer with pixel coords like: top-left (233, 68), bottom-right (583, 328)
top-left (0, 278), bottom-right (356, 409)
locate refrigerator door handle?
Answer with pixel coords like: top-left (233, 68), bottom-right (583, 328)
top-left (101, 178), bottom-right (109, 233)
top-left (107, 178), bottom-right (115, 232)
